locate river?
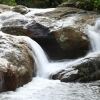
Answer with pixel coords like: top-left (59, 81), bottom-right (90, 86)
top-left (0, 8), bottom-right (100, 100)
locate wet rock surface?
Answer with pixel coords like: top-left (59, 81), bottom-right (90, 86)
top-left (0, 34), bottom-right (35, 92)
top-left (1, 19), bottom-right (50, 38)
top-left (12, 5), bottom-right (29, 14)
top-left (51, 27), bottom-right (89, 59)
top-left (0, 4), bottom-right (100, 97)
top-left (52, 53), bottom-right (100, 82)
top-left (1, 7), bottom-right (94, 60)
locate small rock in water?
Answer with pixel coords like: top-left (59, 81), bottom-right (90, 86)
top-left (12, 5), bottom-right (29, 14)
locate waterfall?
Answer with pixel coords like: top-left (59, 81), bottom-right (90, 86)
top-left (0, 7), bottom-right (100, 80)
top-left (21, 18), bottom-right (100, 79)
top-left (23, 36), bottom-right (69, 78)
top-left (23, 37), bottom-right (49, 77)
top-left (86, 20), bottom-right (100, 52)
top-left (0, 8), bottom-right (100, 100)
top-left (0, 10), bottom-right (99, 79)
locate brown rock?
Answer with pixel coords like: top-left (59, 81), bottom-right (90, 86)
top-left (51, 27), bottom-right (90, 59)
top-left (0, 34), bottom-right (35, 92)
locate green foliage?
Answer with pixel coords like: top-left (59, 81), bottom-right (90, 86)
top-left (0, 0), bottom-right (16, 6)
top-left (78, 0), bottom-right (100, 11)
top-left (15, 0), bottom-right (33, 7)
top-left (94, 0), bottom-right (100, 10)
top-left (0, 0), bottom-right (100, 11)
top-left (63, 0), bottom-right (100, 11)
top-left (15, 0), bottom-right (63, 8)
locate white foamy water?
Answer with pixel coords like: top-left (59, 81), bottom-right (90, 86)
top-left (85, 20), bottom-right (100, 52)
top-left (22, 36), bottom-right (70, 77)
top-left (0, 8), bottom-right (100, 100)
top-left (52, 15), bottom-right (78, 30)
top-left (25, 8), bottom-right (55, 18)
top-left (0, 77), bottom-right (100, 100)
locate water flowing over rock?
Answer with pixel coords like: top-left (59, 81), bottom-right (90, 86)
top-left (0, 33), bottom-right (35, 92)
top-left (1, 8), bottom-right (92, 60)
top-left (51, 52), bottom-right (100, 82)
top-left (51, 18), bottom-right (100, 82)
top-left (0, 4), bottom-right (100, 100)
top-left (43, 7), bottom-right (86, 19)
top-left (1, 17), bottom-right (90, 59)
top-left (1, 18), bottom-right (50, 37)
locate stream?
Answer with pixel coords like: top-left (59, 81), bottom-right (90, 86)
top-left (0, 8), bottom-right (100, 100)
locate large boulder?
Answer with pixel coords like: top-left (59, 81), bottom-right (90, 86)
top-left (0, 33), bottom-right (35, 92)
top-left (51, 27), bottom-right (90, 59)
top-left (52, 52), bottom-right (100, 82)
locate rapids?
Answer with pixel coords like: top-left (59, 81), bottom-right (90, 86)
top-left (0, 8), bottom-right (100, 100)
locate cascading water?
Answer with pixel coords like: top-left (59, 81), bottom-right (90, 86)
top-left (23, 36), bottom-right (70, 78)
top-left (85, 20), bottom-right (100, 52)
top-left (22, 18), bottom-right (100, 78)
top-left (0, 8), bottom-right (100, 100)
top-left (23, 37), bottom-right (49, 77)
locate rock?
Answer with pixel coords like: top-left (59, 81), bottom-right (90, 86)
top-left (59, 0), bottom-right (94, 11)
top-left (12, 5), bottom-right (29, 14)
top-left (0, 33), bottom-right (35, 92)
top-left (1, 17), bottom-right (89, 59)
top-left (1, 18), bottom-right (59, 60)
top-left (43, 7), bottom-right (86, 19)
top-left (1, 7), bottom-right (98, 60)
top-left (52, 52), bottom-right (100, 82)
top-left (51, 27), bottom-right (90, 59)
top-left (1, 14), bottom-right (90, 59)
top-left (1, 18), bottom-right (60, 60)
top-left (0, 4), bottom-right (12, 13)
top-left (1, 18), bottom-right (50, 37)
top-left (58, 0), bottom-right (76, 7)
